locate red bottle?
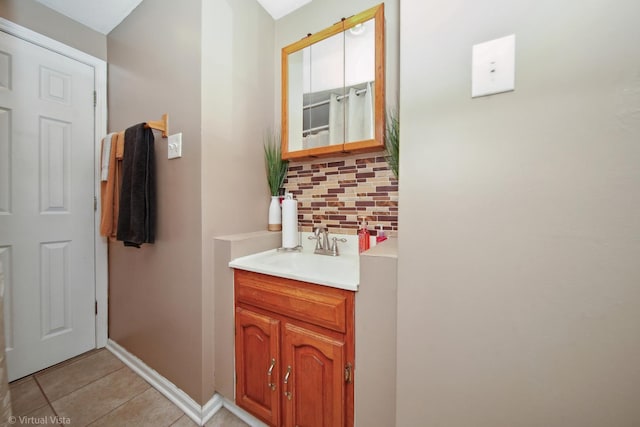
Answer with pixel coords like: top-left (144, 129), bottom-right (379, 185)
top-left (358, 219), bottom-right (370, 253)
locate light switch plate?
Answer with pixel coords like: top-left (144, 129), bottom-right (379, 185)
top-left (472, 34), bottom-right (515, 98)
top-left (168, 132), bottom-right (182, 159)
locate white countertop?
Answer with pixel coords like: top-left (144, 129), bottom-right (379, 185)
top-left (229, 233), bottom-right (360, 291)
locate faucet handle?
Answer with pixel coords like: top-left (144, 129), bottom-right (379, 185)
top-left (309, 225), bottom-right (327, 250)
top-left (330, 237), bottom-right (348, 256)
top-left (308, 233), bottom-right (322, 250)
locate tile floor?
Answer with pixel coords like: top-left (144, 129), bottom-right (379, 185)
top-left (8, 349), bottom-right (249, 427)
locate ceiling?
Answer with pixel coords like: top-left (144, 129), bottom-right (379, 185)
top-left (256, 0), bottom-right (311, 20)
top-left (35, 0), bottom-right (311, 35)
top-left (35, 0), bottom-right (144, 35)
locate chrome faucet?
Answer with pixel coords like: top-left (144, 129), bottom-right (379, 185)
top-left (308, 225), bottom-right (346, 256)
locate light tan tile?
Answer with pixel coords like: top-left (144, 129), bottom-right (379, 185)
top-left (88, 387), bottom-right (183, 427)
top-left (9, 377), bottom-right (48, 416)
top-left (8, 375), bottom-right (35, 387)
top-left (51, 367), bottom-right (149, 427)
top-left (35, 349), bottom-right (100, 377)
top-left (37, 349), bottom-right (124, 401)
top-left (170, 414), bottom-right (199, 427)
top-left (18, 404), bottom-right (63, 426)
top-left (205, 408), bottom-right (249, 427)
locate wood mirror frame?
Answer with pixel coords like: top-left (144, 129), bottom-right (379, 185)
top-left (281, 4), bottom-right (385, 160)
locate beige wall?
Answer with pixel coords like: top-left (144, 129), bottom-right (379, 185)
top-left (107, 0), bottom-right (205, 403)
top-left (108, 0), bottom-right (275, 404)
top-left (356, 239), bottom-right (397, 427)
top-left (0, 0), bottom-right (106, 60)
top-left (201, 0), bottom-right (275, 400)
top-left (397, 0), bottom-right (640, 426)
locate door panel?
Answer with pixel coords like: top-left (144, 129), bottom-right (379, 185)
top-left (235, 307), bottom-right (281, 426)
top-left (283, 322), bottom-right (345, 427)
top-left (39, 117), bottom-right (71, 213)
top-left (0, 246), bottom-right (12, 350)
top-left (0, 107), bottom-right (9, 213)
top-left (0, 30), bottom-right (96, 381)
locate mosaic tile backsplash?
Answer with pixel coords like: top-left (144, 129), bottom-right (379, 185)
top-left (284, 154), bottom-right (398, 236)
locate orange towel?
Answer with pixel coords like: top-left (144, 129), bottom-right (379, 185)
top-left (100, 131), bottom-right (125, 239)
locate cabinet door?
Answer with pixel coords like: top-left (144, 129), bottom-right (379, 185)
top-left (235, 307), bottom-right (281, 426)
top-left (283, 322), bottom-right (346, 427)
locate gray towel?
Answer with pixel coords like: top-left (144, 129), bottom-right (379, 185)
top-left (117, 123), bottom-right (156, 247)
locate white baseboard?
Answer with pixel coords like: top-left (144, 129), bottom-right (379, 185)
top-left (106, 339), bottom-right (266, 426)
top-left (221, 397), bottom-right (269, 427)
top-left (107, 339), bottom-right (218, 425)
top-left (201, 394), bottom-right (224, 425)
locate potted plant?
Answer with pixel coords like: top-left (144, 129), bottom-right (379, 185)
top-left (385, 109), bottom-right (399, 180)
top-left (264, 129), bottom-right (289, 231)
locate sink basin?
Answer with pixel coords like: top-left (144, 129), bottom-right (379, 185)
top-left (229, 249), bottom-right (359, 291)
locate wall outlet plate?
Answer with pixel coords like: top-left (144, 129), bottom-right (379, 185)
top-left (168, 132), bottom-right (182, 159)
top-left (472, 34), bottom-right (515, 98)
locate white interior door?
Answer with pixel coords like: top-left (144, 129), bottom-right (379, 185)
top-left (0, 30), bottom-right (96, 381)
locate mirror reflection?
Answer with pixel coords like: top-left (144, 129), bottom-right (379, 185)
top-left (282, 4), bottom-right (384, 159)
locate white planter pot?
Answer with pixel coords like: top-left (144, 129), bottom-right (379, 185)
top-left (268, 196), bottom-right (282, 231)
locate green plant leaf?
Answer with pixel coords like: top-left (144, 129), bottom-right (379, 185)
top-left (385, 108), bottom-right (399, 180)
top-left (263, 129), bottom-right (289, 196)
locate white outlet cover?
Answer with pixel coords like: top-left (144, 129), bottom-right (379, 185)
top-left (168, 132), bottom-right (182, 159)
top-left (472, 34), bottom-right (515, 98)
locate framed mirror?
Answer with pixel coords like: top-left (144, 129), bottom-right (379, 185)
top-left (282, 4), bottom-right (385, 160)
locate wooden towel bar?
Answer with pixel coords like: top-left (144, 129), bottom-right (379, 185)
top-left (144, 113), bottom-right (169, 138)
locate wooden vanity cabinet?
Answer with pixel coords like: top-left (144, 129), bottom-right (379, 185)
top-left (234, 270), bottom-right (355, 427)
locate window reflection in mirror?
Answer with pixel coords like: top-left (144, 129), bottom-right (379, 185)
top-left (282, 4), bottom-right (384, 160)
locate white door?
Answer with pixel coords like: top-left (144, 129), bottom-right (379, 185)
top-left (0, 30), bottom-right (96, 381)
